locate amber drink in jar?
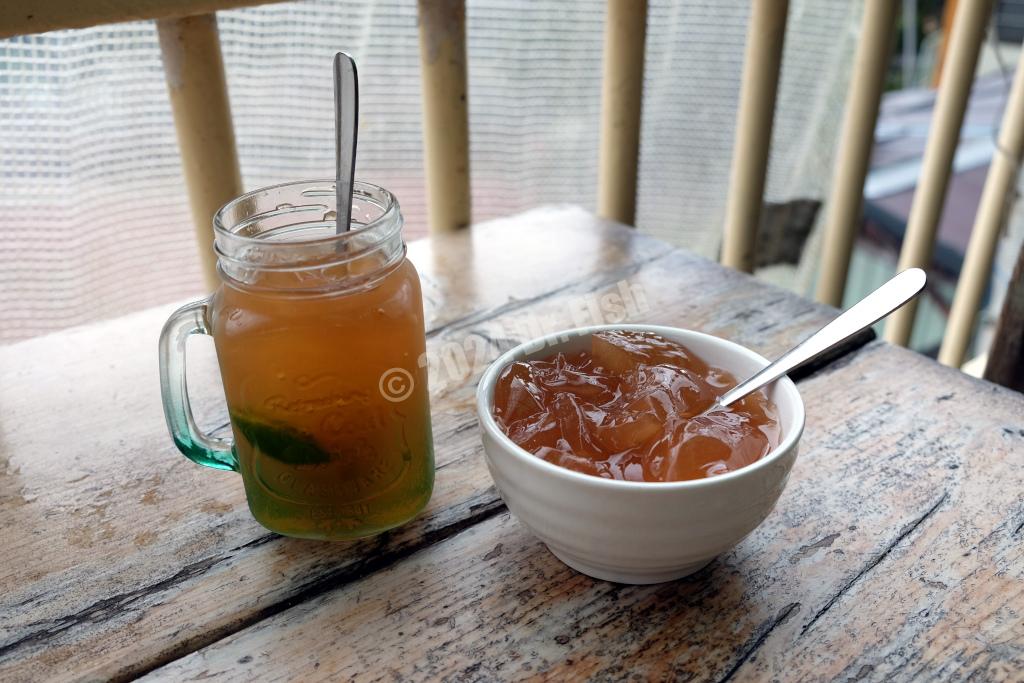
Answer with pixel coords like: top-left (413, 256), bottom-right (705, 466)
top-left (159, 180), bottom-right (434, 540)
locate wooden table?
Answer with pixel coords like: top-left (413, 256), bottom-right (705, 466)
top-left (2, 207), bottom-right (1022, 682)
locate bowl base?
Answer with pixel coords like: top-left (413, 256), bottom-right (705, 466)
top-left (546, 544), bottom-right (714, 585)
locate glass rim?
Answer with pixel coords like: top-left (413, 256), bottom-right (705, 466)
top-left (212, 178), bottom-right (400, 248)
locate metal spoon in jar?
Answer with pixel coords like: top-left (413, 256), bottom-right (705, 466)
top-left (334, 51), bottom-right (358, 234)
top-left (715, 268), bottom-right (927, 409)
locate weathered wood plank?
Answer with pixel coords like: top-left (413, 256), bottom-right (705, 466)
top-left (141, 342), bottom-right (1024, 682)
top-left (0, 207), bottom-right (863, 681)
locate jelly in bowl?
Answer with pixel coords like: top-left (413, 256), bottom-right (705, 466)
top-left (476, 324), bottom-right (805, 584)
top-left (491, 329), bottom-right (782, 483)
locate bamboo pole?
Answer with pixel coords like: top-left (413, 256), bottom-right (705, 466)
top-left (816, 1), bottom-right (899, 307)
top-left (721, 0), bottom-right (790, 273)
top-left (418, 0), bottom-right (471, 233)
top-left (932, 0), bottom-right (960, 88)
top-left (938, 48), bottom-right (1024, 367)
top-left (597, 0), bottom-right (648, 226)
top-left (885, 0), bottom-right (992, 346)
top-left (157, 13), bottom-right (243, 290)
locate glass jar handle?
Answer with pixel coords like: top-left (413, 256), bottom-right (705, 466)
top-left (158, 299), bottom-right (238, 471)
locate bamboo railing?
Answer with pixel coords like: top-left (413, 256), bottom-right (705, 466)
top-left (4, 0), bottom-right (1022, 377)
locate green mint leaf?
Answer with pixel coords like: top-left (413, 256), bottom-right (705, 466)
top-left (231, 413), bottom-right (333, 465)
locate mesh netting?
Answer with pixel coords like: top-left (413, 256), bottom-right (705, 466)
top-left (0, 0), bottom-right (860, 343)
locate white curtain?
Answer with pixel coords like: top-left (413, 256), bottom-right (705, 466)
top-left (0, 0), bottom-right (861, 343)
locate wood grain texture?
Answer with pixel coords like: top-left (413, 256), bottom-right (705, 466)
top-left (0, 207), bottom-right (869, 681)
top-left (142, 342), bottom-right (1024, 682)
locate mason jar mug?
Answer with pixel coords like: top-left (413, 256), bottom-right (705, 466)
top-left (159, 180), bottom-right (434, 540)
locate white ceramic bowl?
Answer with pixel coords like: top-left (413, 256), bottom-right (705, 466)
top-left (475, 324), bottom-right (805, 584)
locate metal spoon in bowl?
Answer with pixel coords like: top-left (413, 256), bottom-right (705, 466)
top-left (716, 268), bottom-right (927, 409)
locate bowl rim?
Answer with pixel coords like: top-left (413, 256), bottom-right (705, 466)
top-left (475, 323), bottom-right (806, 491)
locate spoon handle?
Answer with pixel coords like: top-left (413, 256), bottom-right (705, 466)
top-left (717, 268), bottom-right (927, 408)
top-left (334, 52), bottom-right (359, 234)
